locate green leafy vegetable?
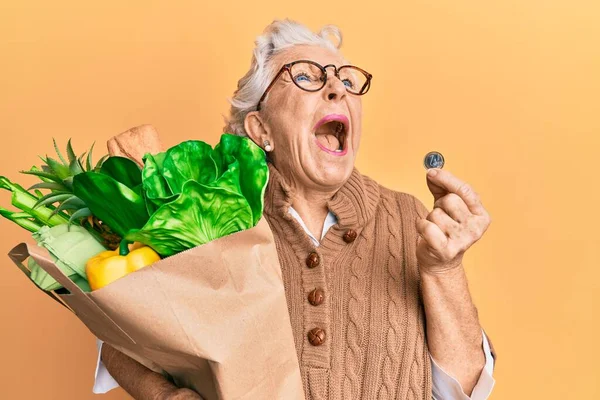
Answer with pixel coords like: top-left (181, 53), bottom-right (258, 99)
top-left (73, 172), bottom-right (149, 237)
top-left (162, 140), bottom-right (218, 193)
top-left (127, 134), bottom-right (268, 256)
top-left (141, 152), bottom-right (177, 212)
top-left (29, 224), bottom-right (105, 292)
top-left (99, 156), bottom-right (143, 188)
top-left (126, 181), bottom-right (253, 256)
top-left (213, 134), bottom-right (268, 225)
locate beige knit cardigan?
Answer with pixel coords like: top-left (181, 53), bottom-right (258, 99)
top-left (263, 163), bottom-right (435, 400)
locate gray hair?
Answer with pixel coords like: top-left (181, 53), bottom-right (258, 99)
top-left (223, 19), bottom-right (343, 137)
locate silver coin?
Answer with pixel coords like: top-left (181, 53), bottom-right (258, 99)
top-left (423, 151), bottom-right (445, 169)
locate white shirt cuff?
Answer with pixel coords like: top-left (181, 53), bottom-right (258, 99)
top-left (93, 339), bottom-right (121, 394)
top-left (431, 328), bottom-right (496, 400)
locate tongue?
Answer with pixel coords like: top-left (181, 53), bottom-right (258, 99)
top-left (316, 134), bottom-right (340, 151)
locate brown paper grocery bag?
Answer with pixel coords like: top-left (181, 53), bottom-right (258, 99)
top-left (9, 218), bottom-right (305, 400)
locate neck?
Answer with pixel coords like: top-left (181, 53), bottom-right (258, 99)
top-left (264, 162), bottom-right (381, 238)
top-left (285, 174), bottom-right (339, 242)
top-left (290, 196), bottom-right (329, 242)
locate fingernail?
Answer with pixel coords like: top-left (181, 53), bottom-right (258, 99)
top-left (427, 169), bottom-right (438, 177)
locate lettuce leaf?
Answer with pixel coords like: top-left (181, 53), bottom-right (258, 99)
top-left (126, 134), bottom-right (267, 256)
top-left (162, 140), bottom-right (218, 194)
top-left (125, 180), bottom-right (252, 256)
top-left (213, 134), bottom-right (268, 225)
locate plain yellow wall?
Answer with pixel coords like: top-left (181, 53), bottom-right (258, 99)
top-left (1, 1), bottom-right (599, 399)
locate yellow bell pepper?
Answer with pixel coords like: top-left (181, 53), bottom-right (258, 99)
top-left (86, 240), bottom-right (160, 291)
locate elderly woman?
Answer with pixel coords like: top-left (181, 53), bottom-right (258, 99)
top-left (96, 19), bottom-right (497, 400)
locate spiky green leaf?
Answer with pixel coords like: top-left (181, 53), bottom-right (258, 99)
top-left (58, 196), bottom-right (86, 209)
top-left (69, 158), bottom-right (84, 175)
top-left (66, 139), bottom-right (77, 163)
top-left (33, 192), bottom-right (72, 209)
top-left (52, 138), bottom-right (67, 164)
top-left (21, 170), bottom-right (63, 184)
top-left (68, 207), bottom-right (92, 224)
top-left (50, 196), bottom-right (85, 216)
top-left (86, 142), bottom-right (96, 171)
top-left (95, 154), bottom-right (109, 170)
top-left (28, 182), bottom-right (68, 192)
top-left (45, 156), bottom-right (71, 180)
top-left (62, 176), bottom-right (73, 190)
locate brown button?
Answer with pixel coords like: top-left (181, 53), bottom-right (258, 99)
top-left (308, 288), bottom-right (325, 306)
top-left (306, 252), bottom-right (320, 269)
top-left (307, 328), bottom-right (326, 346)
top-left (343, 229), bottom-right (357, 243)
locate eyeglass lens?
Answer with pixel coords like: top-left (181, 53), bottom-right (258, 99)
top-left (289, 62), bottom-right (369, 94)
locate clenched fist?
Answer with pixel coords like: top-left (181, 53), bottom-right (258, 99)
top-left (416, 168), bottom-right (491, 274)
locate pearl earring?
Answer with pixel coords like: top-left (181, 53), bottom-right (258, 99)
top-left (263, 140), bottom-right (273, 152)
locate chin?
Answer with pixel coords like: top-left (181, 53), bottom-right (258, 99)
top-left (313, 163), bottom-right (354, 188)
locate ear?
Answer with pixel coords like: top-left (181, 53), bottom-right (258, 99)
top-left (244, 111), bottom-right (270, 149)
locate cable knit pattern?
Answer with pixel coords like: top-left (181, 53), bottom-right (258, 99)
top-left (342, 232), bottom-right (369, 399)
top-left (378, 195), bottom-right (406, 400)
top-left (263, 163), bottom-right (433, 400)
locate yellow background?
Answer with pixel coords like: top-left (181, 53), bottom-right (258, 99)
top-left (1, 1), bottom-right (598, 399)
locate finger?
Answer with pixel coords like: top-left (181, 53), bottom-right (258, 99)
top-left (433, 193), bottom-right (471, 223)
top-left (426, 169), bottom-right (485, 215)
top-left (426, 207), bottom-right (461, 239)
top-left (416, 217), bottom-right (449, 250)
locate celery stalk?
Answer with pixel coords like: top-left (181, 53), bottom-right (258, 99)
top-left (0, 207), bottom-right (43, 232)
top-left (0, 176), bottom-right (68, 227)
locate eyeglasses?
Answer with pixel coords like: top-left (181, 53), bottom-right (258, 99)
top-left (256, 60), bottom-right (373, 111)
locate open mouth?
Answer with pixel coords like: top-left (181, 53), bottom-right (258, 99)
top-left (313, 117), bottom-right (348, 154)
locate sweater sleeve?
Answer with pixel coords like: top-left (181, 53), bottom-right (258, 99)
top-left (412, 195), bottom-right (430, 220)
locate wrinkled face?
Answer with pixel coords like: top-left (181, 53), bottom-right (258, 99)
top-left (250, 45), bottom-right (363, 193)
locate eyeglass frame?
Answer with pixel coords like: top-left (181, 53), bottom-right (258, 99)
top-left (255, 59), bottom-right (373, 111)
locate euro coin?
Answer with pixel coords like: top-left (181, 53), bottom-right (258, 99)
top-left (423, 151), bottom-right (444, 169)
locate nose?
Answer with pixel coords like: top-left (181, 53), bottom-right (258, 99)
top-left (323, 66), bottom-right (346, 103)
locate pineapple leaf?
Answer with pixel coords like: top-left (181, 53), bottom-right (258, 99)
top-left (45, 156), bottom-right (71, 180)
top-left (66, 139), bottom-right (77, 163)
top-left (28, 166), bottom-right (53, 183)
top-left (78, 152), bottom-right (87, 169)
top-left (21, 170), bottom-right (64, 184)
top-left (59, 196), bottom-right (87, 209)
top-left (69, 207), bottom-right (92, 224)
top-left (95, 154), bottom-right (109, 171)
top-left (52, 138), bottom-right (68, 164)
top-left (69, 158), bottom-right (84, 175)
top-left (86, 142), bottom-right (96, 171)
top-left (62, 176), bottom-right (73, 191)
top-left (33, 192), bottom-right (72, 209)
top-left (28, 182), bottom-right (68, 192)
top-left (51, 196), bottom-right (85, 216)
top-left (34, 189), bottom-right (44, 198)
